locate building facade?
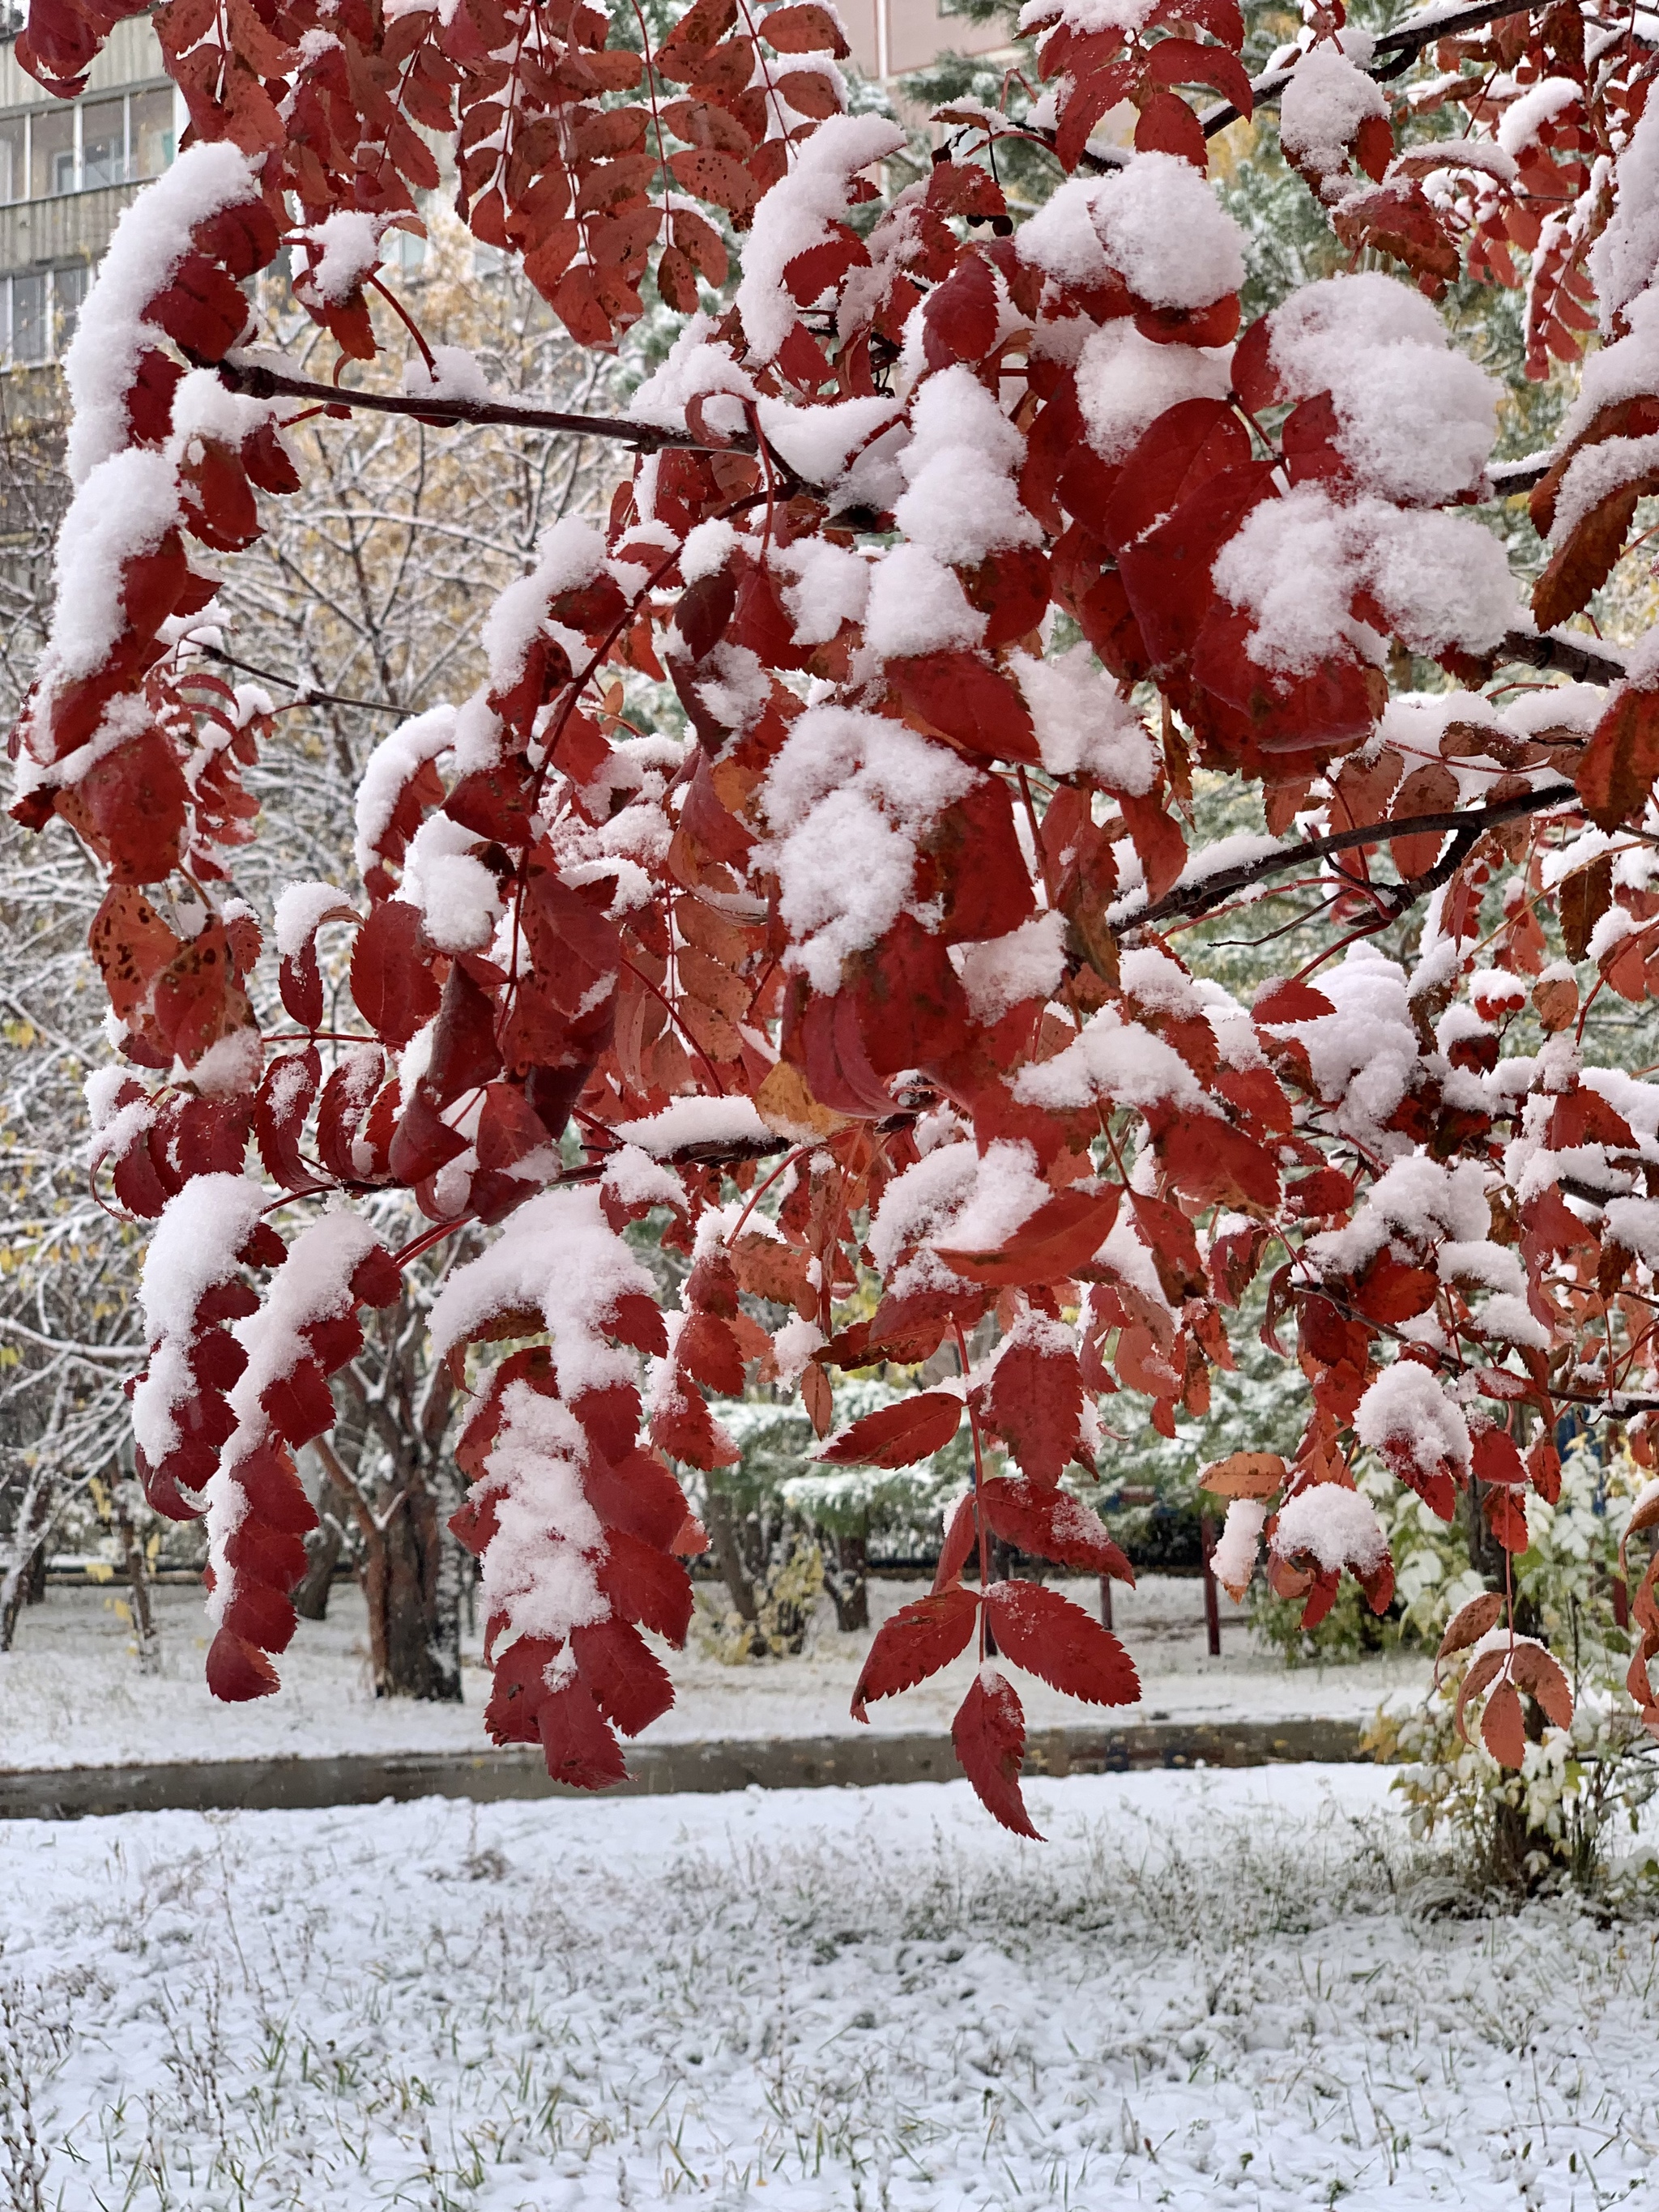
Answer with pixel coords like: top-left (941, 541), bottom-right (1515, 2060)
top-left (0, 0), bottom-right (1008, 370)
top-left (0, 15), bottom-right (178, 366)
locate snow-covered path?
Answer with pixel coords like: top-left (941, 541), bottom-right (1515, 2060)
top-left (1, 1769), bottom-right (1653, 2210)
top-left (0, 1575), bottom-right (1428, 1771)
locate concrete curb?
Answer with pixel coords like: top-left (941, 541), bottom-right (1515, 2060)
top-left (0, 1716), bottom-right (1368, 1821)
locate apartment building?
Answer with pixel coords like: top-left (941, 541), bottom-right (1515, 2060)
top-left (0, 0), bottom-right (1009, 369)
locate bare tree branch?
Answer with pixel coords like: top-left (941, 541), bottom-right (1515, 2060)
top-left (219, 352), bottom-right (747, 454)
top-left (1124, 778), bottom-right (1579, 936)
top-left (1203, 0), bottom-right (1533, 136)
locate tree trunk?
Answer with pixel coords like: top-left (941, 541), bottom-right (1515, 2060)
top-left (823, 1530), bottom-right (868, 1630)
top-left (23, 1538), bottom-right (48, 1607)
top-left (0, 1474), bottom-right (53, 1652)
top-left (293, 1460), bottom-right (348, 1622)
top-left (704, 1485), bottom-right (757, 1622)
top-left (371, 1475), bottom-right (462, 1702)
top-left (112, 1481), bottom-right (159, 1673)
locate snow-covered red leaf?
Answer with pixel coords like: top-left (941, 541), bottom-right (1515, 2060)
top-left (978, 1477), bottom-right (1133, 1581)
top-left (936, 1185), bottom-right (1120, 1287)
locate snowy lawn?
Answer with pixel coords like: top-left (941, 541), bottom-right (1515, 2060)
top-left (1, 1767), bottom-right (1654, 2210)
top-left (0, 1577), bottom-right (1429, 1770)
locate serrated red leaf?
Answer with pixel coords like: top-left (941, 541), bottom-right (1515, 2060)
top-left (984, 1579), bottom-right (1140, 1706)
top-left (1483, 1485), bottom-right (1529, 1554)
top-left (952, 1666), bottom-right (1041, 1837)
top-left (937, 1184), bottom-right (1121, 1287)
top-left (351, 900), bottom-right (442, 1048)
top-left (570, 1617), bottom-right (675, 1736)
top-left (979, 1477), bottom-right (1132, 1579)
top-left (206, 1628), bottom-right (280, 1703)
top-left (981, 1335), bottom-right (1085, 1484)
top-left (852, 1585), bottom-right (979, 1719)
top-left (818, 1391), bottom-right (964, 1467)
top-left (537, 1677), bottom-right (629, 1788)
top-left (1481, 1677), bottom-right (1526, 1768)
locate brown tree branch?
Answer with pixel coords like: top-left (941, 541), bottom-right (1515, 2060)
top-left (218, 352), bottom-right (750, 454)
top-left (1204, 0), bottom-right (1534, 136)
top-left (1498, 628), bottom-right (1627, 683)
top-left (1124, 778), bottom-right (1578, 936)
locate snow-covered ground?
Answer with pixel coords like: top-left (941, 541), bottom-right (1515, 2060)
top-left (0, 1576), bottom-right (1431, 1771)
top-left (1, 1767), bottom-right (1653, 2210)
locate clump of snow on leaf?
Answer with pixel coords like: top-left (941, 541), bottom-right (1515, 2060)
top-left (1212, 1498), bottom-right (1266, 1599)
top-left (735, 114), bottom-right (904, 364)
top-left (957, 912), bottom-right (1067, 1023)
top-left (429, 1189), bottom-right (655, 1402)
top-left (1266, 275), bottom-right (1499, 505)
top-left (1278, 43), bottom-right (1388, 202)
top-left (1273, 1485), bottom-right (1388, 1575)
top-left (1013, 643), bottom-right (1157, 791)
top-left (1212, 485), bottom-right (1513, 673)
top-left (63, 140), bottom-right (262, 484)
top-left (1073, 322), bottom-right (1233, 464)
top-left (760, 705), bottom-right (976, 990)
top-left (1355, 1362), bottom-right (1472, 1481)
top-left (868, 1140), bottom-right (1050, 1294)
top-left (475, 1384), bottom-right (610, 1647)
top-left (892, 365), bottom-right (1040, 568)
top-left (1018, 156), bottom-right (1244, 309)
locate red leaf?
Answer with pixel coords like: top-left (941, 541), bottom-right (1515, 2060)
top-left (922, 254), bottom-right (1000, 370)
top-left (537, 1677), bottom-right (629, 1789)
top-left (981, 1334), bottom-right (1085, 1483)
top-left (1472, 1426), bottom-right (1526, 1486)
top-left (1577, 687), bottom-right (1659, 834)
top-left (984, 1579), bottom-right (1141, 1706)
top-left (595, 1530), bottom-right (694, 1646)
top-left (932, 1490), bottom-right (979, 1592)
top-left (1120, 792), bottom-right (1188, 904)
top-left (570, 1617), bottom-right (675, 1736)
top-left (205, 1627), bottom-right (279, 1703)
top-left (818, 1391), bottom-right (964, 1468)
top-left (351, 900), bottom-right (442, 1048)
top-left (936, 1183), bottom-right (1121, 1286)
top-left (979, 1477), bottom-right (1133, 1579)
top-left (884, 653), bottom-right (1040, 765)
top-left (851, 1584), bottom-right (979, 1719)
top-left (952, 1666), bottom-right (1041, 1838)
top-left (1483, 1485), bottom-right (1529, 1554)
top-left (1481, 1677), bottom-right (1526, 1768)
top-left (1134, 89), bottom-right (1209, 167)
top-left (254, 1047), bottom-right (321, 1190)
top-left (761, 3), bottom-right (851, 56)
top-left (1253, 977), bottom-right (1336, 1024)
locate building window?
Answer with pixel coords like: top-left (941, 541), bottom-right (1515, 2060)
top-left (80, 97), bottom-right (127, 188)
top-left (130, 87), bottom-right (175, 180)
top-left (30, 104), bottom-right (72, 198)
top-left (0, 113), bottom-right (23, 205)
top-left (1, 264), bottom-right (92, 366)
top-left (0, 84), bottom-right (177, 203)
